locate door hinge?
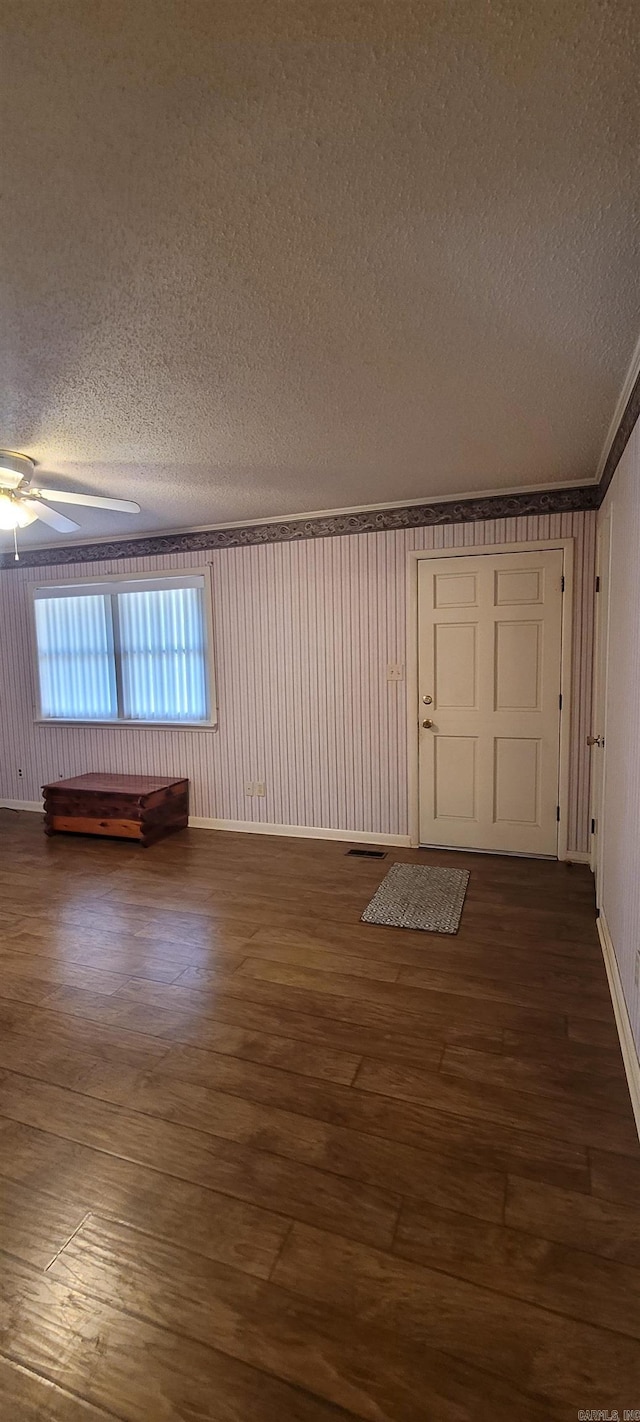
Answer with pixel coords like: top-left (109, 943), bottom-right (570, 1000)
top-left (561, 575), bottom-right (565, 592)
top-left (591, 817), bottom-right (596, 835)
top-left (556, 805), bottom-right (560, 822)
top-left (596, 575), bottom-right (600, 593)
top-left (559, 693), bottom-right (563, 711)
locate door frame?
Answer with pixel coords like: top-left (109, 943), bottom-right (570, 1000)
top-left (589, 509), bottom-right (613, 897)
top-left (406, 539), bottom-right (575, 856)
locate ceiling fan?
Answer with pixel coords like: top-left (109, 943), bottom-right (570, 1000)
top-left (0, 451), bottom-right (141, 557)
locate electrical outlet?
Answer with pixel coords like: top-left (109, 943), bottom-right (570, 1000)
top-left (387, 663), bottom-right (404, 682)
top-left (245, 781), bottom-right (254, 797)
top-left (255, 782), bottom-right (266, 797)
top-left (17, 768), bottom-right (22, 778)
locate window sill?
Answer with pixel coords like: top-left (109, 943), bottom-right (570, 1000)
top-left (34, 718), bottom-right (218, 731)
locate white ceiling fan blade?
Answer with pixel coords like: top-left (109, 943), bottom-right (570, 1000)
top-left (21, 499), bottom-right (81, 533)
top-left (37, 489), bottom-right (141, 513)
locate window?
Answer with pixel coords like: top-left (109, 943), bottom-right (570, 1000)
top-left (33, 573), bottom-right (215, 725)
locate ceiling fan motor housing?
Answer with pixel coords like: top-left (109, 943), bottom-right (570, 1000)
top-left (0, 452), bottom-right (35, 490)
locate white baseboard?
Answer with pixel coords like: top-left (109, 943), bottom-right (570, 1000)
top-left (0, 800), bottom-right (592, 859)
top-left (597, 909), bottom-right (640, 1141)
top-left (188, 816), bottom-right (411, 847)
top-left (0, 799), bottom-right (410, 848)
top-left (0, 799), bottom-right (42, 812)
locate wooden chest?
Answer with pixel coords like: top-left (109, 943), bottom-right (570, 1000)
top-left (42, 774), bottom-right (189, 847)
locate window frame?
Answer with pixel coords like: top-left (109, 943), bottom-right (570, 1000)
top-left (30, 567), bottom-right (218, 730)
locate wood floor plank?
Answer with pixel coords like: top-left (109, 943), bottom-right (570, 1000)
top-left (98, 882), bottom-right (225, 912)
top-left (393, 1196), bottom-right (640, 1338)
top-left (0, 1355), bottom-right (117, 1421)
top-left (271, 1222), bottom-right (640, 1412)
top-left (19, 1006), bottom-right (594, 1194)
top-left (568, 1014), bottom-right (623, 1049)
top-left (0, 1119), bottom-right (289, 1280)
top-left (52, 977), bottom-right (504, 1066)
top-left (502, 1025), bottom-right (624, 1073)
top-left (0, 1072), bottom-right (400, 1247)
top-left (395, 961), bottom-right (612, 1019)
top-left (155, 1041), bottom-right (592, 1191)
top-left (0, 977), bottom-right (68, 1009)
top-left (248, 921), bottom-right (455, 970)
top-left (18, 997), bottom-right (363, 1087)
top-left (0, 928), bottom-right (204, 983)
top-left (177, 942), bottom-right (402, 984)
top-left (505, 1174), bottom-right (640, 1266)
top-left (0, 998), bottom-right (39, 1033)
top-left (247, 917), bottom-right (603, 965)
top-left (10, 905), bottom-right (260, 954)
top-left (236, 954), bottom-right (577, 1031)
top-left (2, 1004), bottom-right (174, 1060)
top-left (133, 918), bottom-right (260, 950)
top-left (354, 1056), bottom-right (639, 1153)
top-left (0, 1020), bottom-right (166, 1102)
top-left (433, 900), bottom-right (599, 945)
top-left (148, 1042), bottom-right (519, 1216)
top-left (589, 1149), bottom-right (640, 1208)
top-left (0, 1174), bottom-right (86, 1269)
top-left (118, 964), bottom-right (569, 1039)
top-left (0, 1250), bottom-right (356, 1422)
top-left (0, 954), bottom-right (131, 995)
top-left (249, 918), bottom-right (598, 966)
top-left (47, 1212), bottom-right (559, 1422)
top-left (0, 1004), bottom-right (170, 1064)
top-left (440, 1041), bottom-right (632, 1115)
top-left (101, 1063), bottom-right (506, 1223)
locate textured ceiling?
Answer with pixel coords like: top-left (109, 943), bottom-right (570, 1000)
top-left (1, 0), bottom-right (639, 546)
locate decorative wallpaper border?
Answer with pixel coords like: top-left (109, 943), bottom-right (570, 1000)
top-left (0, 483), bottom-right (599, 569)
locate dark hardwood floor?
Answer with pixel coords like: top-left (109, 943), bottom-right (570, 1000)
top-left (0, 809), bottom-right (638, 1420)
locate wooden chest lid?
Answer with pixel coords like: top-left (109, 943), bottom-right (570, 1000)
top-left (42, 773), bottom-right (188, 795)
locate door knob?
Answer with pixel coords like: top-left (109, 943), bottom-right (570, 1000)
top-left (422, 694), bottom-right (433, 705)
top-left (422, 718), bottom-right (434, 729)
top-left (586, 735), bottom-right (603, 747)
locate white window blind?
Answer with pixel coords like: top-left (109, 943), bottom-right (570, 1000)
top-left (33, 574), bottom-right (213, 725)
top-left (34, 593), bottom-right (117, 720)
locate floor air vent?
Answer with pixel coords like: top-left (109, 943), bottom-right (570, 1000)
top-left (346, 848), bottom-right (387, 859)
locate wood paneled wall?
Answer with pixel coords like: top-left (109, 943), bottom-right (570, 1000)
top-left (0, 510), bottom-right (595, 852)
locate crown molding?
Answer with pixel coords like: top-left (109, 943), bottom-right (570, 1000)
top-left (598, 362), bottom-right (640, 504)
top-left (0, 474), bottom-right (594, 554)
top-left (0, 483), bottom-right (599, 569)
top-left (596, 328), bottom-right (640, 482)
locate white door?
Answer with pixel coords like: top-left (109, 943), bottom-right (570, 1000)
top-left (589, 511), bottom-right (612, 901)
top-left (418, 550), bottom-right (564, 855)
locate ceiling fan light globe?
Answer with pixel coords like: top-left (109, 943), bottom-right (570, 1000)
top-left (15, 502), bottom-right (37, 528)
top-left (0, 494), bottom-right (16, 529)
top-left (0, 494), bottom-right (37, 529)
